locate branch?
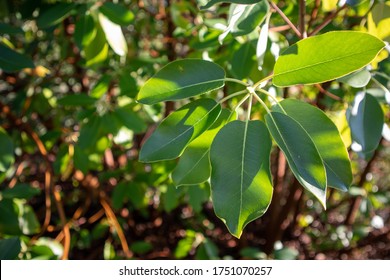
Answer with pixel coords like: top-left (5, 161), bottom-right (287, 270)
top-left (309, 4), bottom-right (348, 36)
top-left (269, 1), bottom-right (302, 38)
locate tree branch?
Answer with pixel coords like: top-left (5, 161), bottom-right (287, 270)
top-left (269, 1), bottom-right (302, 38)
top-left (309, 4), bottom-right (348, 36)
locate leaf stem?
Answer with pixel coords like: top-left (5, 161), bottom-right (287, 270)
top-left (219, 89), bottom-right (248, 104)
top-left (256, 88), bottom-right (287, 114)
top-left (252, 91), bottom-right (271, 114)
top-left (371, 77), bottom-right (390, 94)
top-left (246, 92), bottom-right (253, 121)
top-left (229, 93), bottom-right (251, 120)
top-left (269, 1), bottom-right (302, 38)
top-left (224, 77), bottom-right (249, 86)
top-left (253, 73), bottom-right (274, 90)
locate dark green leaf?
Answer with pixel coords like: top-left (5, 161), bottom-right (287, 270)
top-left (139, 99), bottom-right (221, 162)
top-left (137, 59), bottom-right (225, 104)
top-left (78, 115), bottom-right (101, 150)
top-left (210, 120), bottom-right (273, 238)
top-left (265, 112), bottom-right (327, 207)
top-left (347, 92), bottom-right (384, 153)
top-left (74, 14), bottom-right (96, 49)
top-left (201, 0), bottom-right (260, 10)
top-left (113, 107), bottom-right (147, 134)
top-left (0, 44), bottom-right (34, 72)
top-left (273, 31), bottom-right (385, 86)
top-left (99, 2), bottom-right (134, 26)
top-left (18, 203), bottom-right (40, 235)
top-left (0, 237), bottom-right (21, 260)
top-left (172, 109), bottom-right (233, 186)
top-left (274, 99), bottom-right (352, 192)
top-left (231, 42), bottom-right (256, 79)
top-left (0, 199), bottom-right (21, 235)
top-left (0, 23), bottom-right (23, 35)
top-left (0, 128), bottom-right (14, 172)
top-left (1, 184), bottom-right (41, 200)
top-left (57, 95), bottom-right (97, 106)
top-left (37, 3), bottom-right (76, 29)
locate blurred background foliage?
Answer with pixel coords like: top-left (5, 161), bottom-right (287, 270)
top-left (0, 0), bottom-right (389, 259)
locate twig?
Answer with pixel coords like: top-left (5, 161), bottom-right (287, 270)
top-left (53, 188), bottom-right (71, 260)
top-left (0, 101), bottom-right (53, 234)
top-left (309, 4), bottom-right (348, 36)
top-left (269, 25), bottom-right (291, 33)
top-left (308, 0), bottom-right (321, 30)
top-left (315, 84), bottom-right (342, 101)
top-left (345, 141), bottom-right (382, 226)
top-left (100, 193), bottom-right (133, 258)
top-left (269, 1), bottom-right (302, 38)
top-left (299, 0), bottom-right (307, 38)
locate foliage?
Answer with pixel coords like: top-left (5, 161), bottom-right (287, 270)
top-left (0, 0), bottom-right (389, 259)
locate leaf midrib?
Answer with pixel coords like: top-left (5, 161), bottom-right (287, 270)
top-left (140, 79), bottom-right (225, 101)
top-left (274, 47), bottom-right (381, 78)
top-left (143, 103), bottom-right (220, 160)
top-left (239, 120), bottom-right (249, 226)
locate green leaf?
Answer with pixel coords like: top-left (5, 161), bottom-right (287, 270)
top-left (17, 203), bottom-right (40, 235)
top-left (0, 44), bottom-right (34, 72)
top-left (90, 75), bottom-right (111, 99)
top-left (174, 230), bottom-right (196, 259)
top-left (265, 112), bottom-right (327, 208)
top-left (210, 120), bottom-right (273, 238)
top-left (98, 13), bottom-right (128, 56)
top-left (201, 0), bottom-right (260, 10)
top-left (274, 99), bottom-right (352, 192)
top-left (37, 3), bottom-right (76, 29)
top-left (273, 31), bottom-right (385, 87)
top-left (229, 1), bottom-right (269, 36)
top-left (99, 2), bottom-right (134, 26)
top-left (139, 99), bottom-right (221, 162)
top-left (172, 109), bottom-right (233, 186)
top-left (84, 25), bottom-right (108, 66)
top-left (1, 184), bottom-right (41, 200)
top-left (74, 14), bottom-right (96, 49)
top-left (0, 128), bottom-right (14, 172)
top-left (0, 199), bottom-right (21, 235)
top-left (0, 23), bottom-right (23, 35)
top-left (0, 237), bottom-right (21, 260)
top-left (231, 42), bottom-right (256, 80)
top-left (113, 107), bottom-right (147, 134)
top-left (337, 69), bottom-right (371, 88)
top-left (347, 92), bottom-right (384, 153)
top-left (57, 95), bottom-right (97, 106)
top-left (78, 115), bottom-right (102, 150)
top-left (137, 59), bottom-right (225, 104)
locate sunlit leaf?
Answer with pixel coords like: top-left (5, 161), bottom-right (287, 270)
top-left (273, 31), bottom-right (385, 86)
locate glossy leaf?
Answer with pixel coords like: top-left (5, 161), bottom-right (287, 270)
top-left (90, 75), bottom-right (111, 98)
top-left (172, 109), bottom-right (233, 186)
top-left (274, 99), bottom-right (352, 192)
top-left (137, 59), bottom-right (225, 104)
top-left (229, 1), bottom-right (269, 36)
top-left (0, 237), bottom-right (21, 260)
top-left (0, 44), bottom-right (34, 72)
top-left (337, 69), bottom-right (371, 88)
top-left (265, 112), bottom-right (327, 207)
top-left (210, 120), bottom-right (273, 238)
top-left (139, 99), bottom-right (221, 162)
top-left (273, 31), bottom-right (385, 87)
top-left (37, 3), bottom-right (76, 29)
top-left (98, 13), bottom-right (128, 56)
top-left (99, 2), bottom-right (134, 26)
top-left (201, 0), bottom-right (260, 10)
top-left (0, 128), bottom-right (14, 172)
top-left (347, 92), bottom-right (384, 153)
